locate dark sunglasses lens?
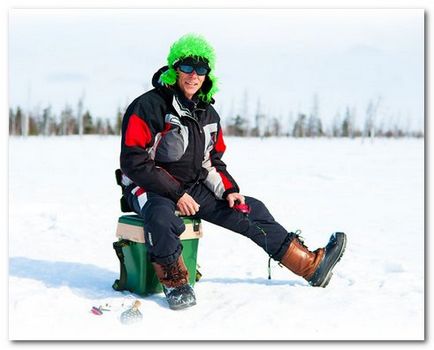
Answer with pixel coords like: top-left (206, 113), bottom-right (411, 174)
top-left (179, 64), bottom-right (209, 76)
top-left (179, 65), bottom-right (194, 74)
top-left (195, 67), bottom-right (208, 76)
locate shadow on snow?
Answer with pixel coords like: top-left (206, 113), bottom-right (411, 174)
top-left (9, 257), bottom-right (306, 301)
top-left (9, 256), bottom-right (120, 299)
top-left (199, 277), bottom-right (306, 287)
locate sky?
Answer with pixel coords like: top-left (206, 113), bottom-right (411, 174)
top-left (8, 8), bottom-right (424, 131)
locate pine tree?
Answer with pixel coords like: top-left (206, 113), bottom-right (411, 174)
top-left (9, 108), bottom-right (15, 135)
top-left (83, 110), bottom-right (95, 134)
top-left (115, 108), bottom-right (123, 135)
top-left (293, 113), bottom-right (306, 138)
top-left (227, 114), bottom-right (248, 136)
top-left (28, 115), bottom-right (39, 136)
top-left (342, 106), bottom-right (354, 138)
top-left (15, 106), bottom-right (23, 136)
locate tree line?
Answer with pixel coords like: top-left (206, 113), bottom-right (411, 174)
top-left (225, 96), bottom-right (423, 138)
top-left (9, 95), bottom-right (423, 138)
top-left (9, 99), bottom-right (123, 137)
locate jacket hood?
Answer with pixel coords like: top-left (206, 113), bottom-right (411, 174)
top-left (158, 33), bottom-right (218, 103)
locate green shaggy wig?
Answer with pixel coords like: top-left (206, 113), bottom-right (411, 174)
top-left (160, 33), bottom-right (218, 103)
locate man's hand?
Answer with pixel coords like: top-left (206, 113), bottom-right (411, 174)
top-left (226, 192), bottom-right (245, 208)
top-left (176, 193), bottom-right (200, 216)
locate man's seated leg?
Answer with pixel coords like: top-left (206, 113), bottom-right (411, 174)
top-left (137, 193), bottom-right (197, 310)
top-left (194, 185), bottom-right (346, 287)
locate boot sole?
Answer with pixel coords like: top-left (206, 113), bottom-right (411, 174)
top-left (168, 299), bottom-right (197, 311)
top-left (309, 232), bottom-right (347, 288)
top-left (163, 284), bottom-right (197, 310)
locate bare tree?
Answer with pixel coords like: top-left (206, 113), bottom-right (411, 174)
top-left (60, 105), bottom-right (75, 135)
top-left (254, 98), bottom-right (267, 138)
top-left (242, 88), bottom-right (250, 128)
top-left (41, 106), bottom-right (52, 136)
top-left (21, 110), bottom-right (29, 137)
top-left (332, 111), bottom-right (342, 137)
top-left (77, 94), bottom-right (85, 137)
top-left (286, 111), bottom-right (294, 137)
top-left (364, 96), bottom-right (382, 142)
top-left (307, 94), bottom-right (323, 137)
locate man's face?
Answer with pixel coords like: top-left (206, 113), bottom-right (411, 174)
top-left (176, 69), bottom-right (206, 100)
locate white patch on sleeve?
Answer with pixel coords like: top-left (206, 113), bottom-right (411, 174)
top-left (202, 155), bottom-right (225, 199)
top-left (121, 174), bottom-right (133, 187)
top-left (148, 132), bottom-right (162, 160)
top-left (202, 123), bottom-right (218, 155)
top-left (137, 192), bottom-right (148, 209)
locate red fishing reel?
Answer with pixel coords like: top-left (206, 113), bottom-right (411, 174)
top-left (233, 200), bottom-right (251, 214)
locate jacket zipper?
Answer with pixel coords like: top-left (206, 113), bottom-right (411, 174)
top-left (185, 106), bottom-right (205, 134)
top-left (184, 106), bottom-right (205, 190)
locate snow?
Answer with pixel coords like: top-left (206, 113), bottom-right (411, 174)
top-left (8, 136), bottom-right (424, 340)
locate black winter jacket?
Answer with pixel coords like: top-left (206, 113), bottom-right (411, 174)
top-left (119, 67), bottom-right (239, 203)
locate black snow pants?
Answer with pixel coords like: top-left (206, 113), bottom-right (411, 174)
top-left (125, 182), bottom-right (294, 265)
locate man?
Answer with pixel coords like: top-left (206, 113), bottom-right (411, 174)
top-left (119, 33), bottom-right (346, 310)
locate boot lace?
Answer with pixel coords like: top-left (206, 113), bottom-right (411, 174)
top-left (293, 229), bottom-right (308, 248)
top-left (277, 229), bottom-right (305, 270)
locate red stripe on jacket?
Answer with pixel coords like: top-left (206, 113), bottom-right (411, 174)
top-left (213, 128), bottom-right (232, 191)
top-left (219, 171), bottom-right (233, 190)
top-left (215, 128), bottom-right (226, 153)
top-left (125, 114), bottom-right (152, 147)
top-left (135, 187), bottom-right (146, 196)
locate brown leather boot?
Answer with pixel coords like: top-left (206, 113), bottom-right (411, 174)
top-left (152, 255), bottom-right (196, 310)
top-left (152, 255), bottom-right (189, 288)
top-left (280, 232), bottom-right (347, 287)
top-left (280, 235), bottom-right (325, 281)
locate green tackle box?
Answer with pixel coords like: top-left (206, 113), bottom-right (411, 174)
top-left (112, 214), bottom-right (203, 295)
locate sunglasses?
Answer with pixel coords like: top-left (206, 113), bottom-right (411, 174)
top-left (178, 64), bottom-right (210, 76)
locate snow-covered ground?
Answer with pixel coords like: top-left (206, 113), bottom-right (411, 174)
top-left (8, 136), bottom-right (424, 340)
